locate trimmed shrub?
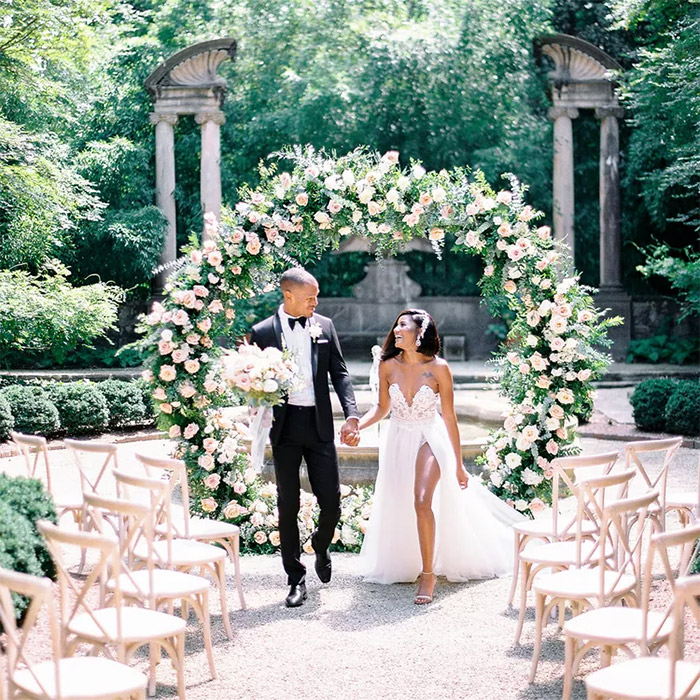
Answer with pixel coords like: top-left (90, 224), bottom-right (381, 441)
top-left (0, 492), bottom-right (48, 623)
top-left (0, 474), bottom-right (57, 579)
top-left (96, 379), bottom-right (147, 427)
top-left (47, 381), bottom-right (109, 435)
top-left (0, 385), bottom-right (60, 436)
top-left (0, 392), bottom-right (13, 440)
top-left (630, 378), bottom-right (678, 432)
top-left (665, 381), bottom-right (700, 436)
top-left (135, 378), bottom-right (156, 424)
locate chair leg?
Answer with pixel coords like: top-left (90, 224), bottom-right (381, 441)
top-left (529, 592), bottom-right (547, 683)
top-left (600, 644), bottom-right (612, 668)
top-left (216, 560), bottom-right (233, 640)
top-left (231, 534), bottom-right (246, 610)
top-left (175, 633), bottom-right (186, 700)
top-left (563, 634), bottom-right (575, 700)
top-left (514, 561), bottom-right (531, 645)
top-left (200, 589), bottom-right (217, 680)
top-left (148, 642), bottom-right (157, 696)
top-left (508, 532), bottom-right (522, 607)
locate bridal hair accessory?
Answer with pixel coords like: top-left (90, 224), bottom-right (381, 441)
top-left (415, 313), bottom-right (430, 347)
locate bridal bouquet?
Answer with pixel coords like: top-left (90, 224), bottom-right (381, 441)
top-left (222, 342), bottom-right (300, 407)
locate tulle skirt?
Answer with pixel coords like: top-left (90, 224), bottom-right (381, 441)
top-left (358, 415), bottom-right (525, 584)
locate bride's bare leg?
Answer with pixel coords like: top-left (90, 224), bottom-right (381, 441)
top-left (414, 442), bottom-right (441, 602)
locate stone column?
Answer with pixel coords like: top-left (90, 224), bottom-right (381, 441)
top-left (548, 106), bottom-right (579, 260)
top-left (596, 105), bottom-right (624, 291)
top-left (150, 112), bottom-right (178, 292)
top-left (195, 111), bottom-right (226, 239)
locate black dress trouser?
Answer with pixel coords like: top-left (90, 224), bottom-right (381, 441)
top-left (271, 405), bottom-right (341, 585)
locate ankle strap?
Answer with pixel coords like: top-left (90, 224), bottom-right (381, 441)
top-left (421, 570), bottom-right (434, 575)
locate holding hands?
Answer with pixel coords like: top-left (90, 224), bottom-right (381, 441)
top-left (340, 417), bottom-right (361, 446)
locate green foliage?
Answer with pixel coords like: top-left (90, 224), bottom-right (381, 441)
top-left (629, 377), bottom-right (678, 432)
top-left (664, 380), bottom-right (700, 437)
top-left (0, 118), bottom-right (106, 270)
top-left (626, 334), bottom-right (700, 366)
top-left (0, 393), bottom-right (14, 441)
top-left (0, 262), bottom-right (123, 367)
top-left (0, 386), bottom-right (60, 436)
top-left (636, 243), bottom-right (700, 320)
top-left (0, 474), bottom-right (57, 579)
top-left (0, 475), bottom-right (57, 621)
top-left (47, 382), bottom-right (110, 435)
top-left (96, 379), bottom-right (149, 428)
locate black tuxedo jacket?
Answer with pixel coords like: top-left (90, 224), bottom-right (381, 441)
top-left (249, 312), bottom-right (358, 445)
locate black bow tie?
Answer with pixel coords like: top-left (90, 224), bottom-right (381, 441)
top-left (288, 316), bottom-right (307, 330)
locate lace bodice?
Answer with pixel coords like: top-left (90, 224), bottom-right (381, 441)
top-left (389, 383), bottom-right (439, 423)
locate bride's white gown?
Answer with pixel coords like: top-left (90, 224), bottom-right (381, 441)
top-left (358, 383), bottom-right (525, 584)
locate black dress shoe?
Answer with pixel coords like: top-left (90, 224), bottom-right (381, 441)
top-left (285, 582), bottom-right (307, 608)
top-left (314, 549), bottom-right (332, 583)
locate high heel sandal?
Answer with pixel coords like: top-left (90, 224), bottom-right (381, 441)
top-left (414, 571), bottom-right (436, 605)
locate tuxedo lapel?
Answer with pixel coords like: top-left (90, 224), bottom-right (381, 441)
top-left (272, 313), bottom-right (284, 351)
top-left (310, 314), bottom-right (319, 379)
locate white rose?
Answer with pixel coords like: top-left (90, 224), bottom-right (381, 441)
top-left (513, 499), bottom-right (529, 512)
top-left (505, 453), bottom-right (522, 469)
top-left (489, 471), bottom-right (504, 488)
top-left (263, 378), bottom-right (279, 393)
top-left (521, 468), bottom-right (543, 486)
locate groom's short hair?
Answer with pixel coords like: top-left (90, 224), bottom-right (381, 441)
top-left (280, 268), bottom-right (317, 290)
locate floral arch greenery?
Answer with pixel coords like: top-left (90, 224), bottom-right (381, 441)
top-left (139, 146), bottom-right (619, 552)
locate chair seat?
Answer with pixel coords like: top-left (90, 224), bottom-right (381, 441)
top-left (513, 517), bottom-right (596, 538)
top-left (56, 498), bottom-right (83, 511)
top-left (521, 539), bottom-right (606, 566)
top-left (110, 569), bottom-right (209, 598)
top-left (69, 606), bottom-right (186, 643)
top-left (157, 515), bottom-right (240, 540)
top-left (564, 605), bottom-right (672, 643)
top-left (533, 568), bottom-right (636, 599)
top-left (12, 656), bottom-right (147, 699)
top-left (666, 490), bottom-right (698, 509)
top-left (586, 656), bottom-right (700, 699)
top-left (134, 538), bottom-right (227, 566)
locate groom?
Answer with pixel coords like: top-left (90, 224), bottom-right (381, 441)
top-left (249, 268), bottom-right (360, 607)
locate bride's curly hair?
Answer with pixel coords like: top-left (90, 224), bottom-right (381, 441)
top-left (381, 309), bottom-right (441, 361)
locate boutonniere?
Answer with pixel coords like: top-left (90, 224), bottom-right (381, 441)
top-left (307, 320), bottom-right (323, 342)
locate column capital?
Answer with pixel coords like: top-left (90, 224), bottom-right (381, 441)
top-left (595, 105), bottom-right (624, 120)
top-left (149, 112), bottom-right (179, 126)
top-left (195, 111), bottom-right (226, 126)
top-left (548, 106), bottom-right (579, 121)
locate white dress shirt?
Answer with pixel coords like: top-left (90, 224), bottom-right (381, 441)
top-left (278, 305), bottom-right (315, 407)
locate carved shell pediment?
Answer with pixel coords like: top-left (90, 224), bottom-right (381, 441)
top-left (167, 48), bottom-right (230, 86)
top-left (542, 43), bottom-right (611, 83)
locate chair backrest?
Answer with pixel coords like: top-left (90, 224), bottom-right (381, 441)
top-left (571, 468), bottom-right (636, 568)
top-left (10, 431), bottom-right (52, 492)
top-left (83, 492), bottom-right (159, 609)
top-left (669, 575), bottom-right (700, 699)
top-left (625, 437), bottom-right (683, 528)
top-left (594, 490), bottom-right (659, 604)
top-left (550, 451), bottom-right (620, 538)
top-left (113, 469), bottom-right (175, 567)
top-left (64, 439), bottom-right (119, 497)
top-left (638, 523), bottom-right (700, 650)
top-left (135, 453), bottom-right (192, 537)
top-left (37, 520), bottom-right (124, 656)
top-left (0, 567), bottom-right (61, 699)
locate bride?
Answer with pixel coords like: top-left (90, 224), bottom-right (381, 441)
top-left (356, 309), bottom-right (524, 604)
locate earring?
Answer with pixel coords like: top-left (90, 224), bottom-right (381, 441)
top-left (415, 339), bottom-right (421, 347)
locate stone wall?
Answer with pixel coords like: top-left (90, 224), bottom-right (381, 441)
top-left (316, 295), bottom-right (699, 361)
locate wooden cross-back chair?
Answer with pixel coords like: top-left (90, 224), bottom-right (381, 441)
top-left (135, 453), bottom-right (246, 610)
top-left (625, 437), bottom-right (683, 531)
top-left (585, 573), bottom-right (700, 699)
top-left (0, 566), bottom-right (148, 700)
top-left (83, 491), bottom-right (217, 682)
top-left (10, 432), bottom-right (82, 525)
top-left (563, 522), bottom-right (700, 700)
top-left (528, 477), bottom-right (648, 683)
top-left (114, 469), bottom-right (233, 640)
top-left (37, 520), bottom-right (187, 699)
top-left (514, 452), bottom-right (624, 644)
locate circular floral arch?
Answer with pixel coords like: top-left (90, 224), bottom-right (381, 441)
top-left (139, 146), bottom-right (619, 551)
